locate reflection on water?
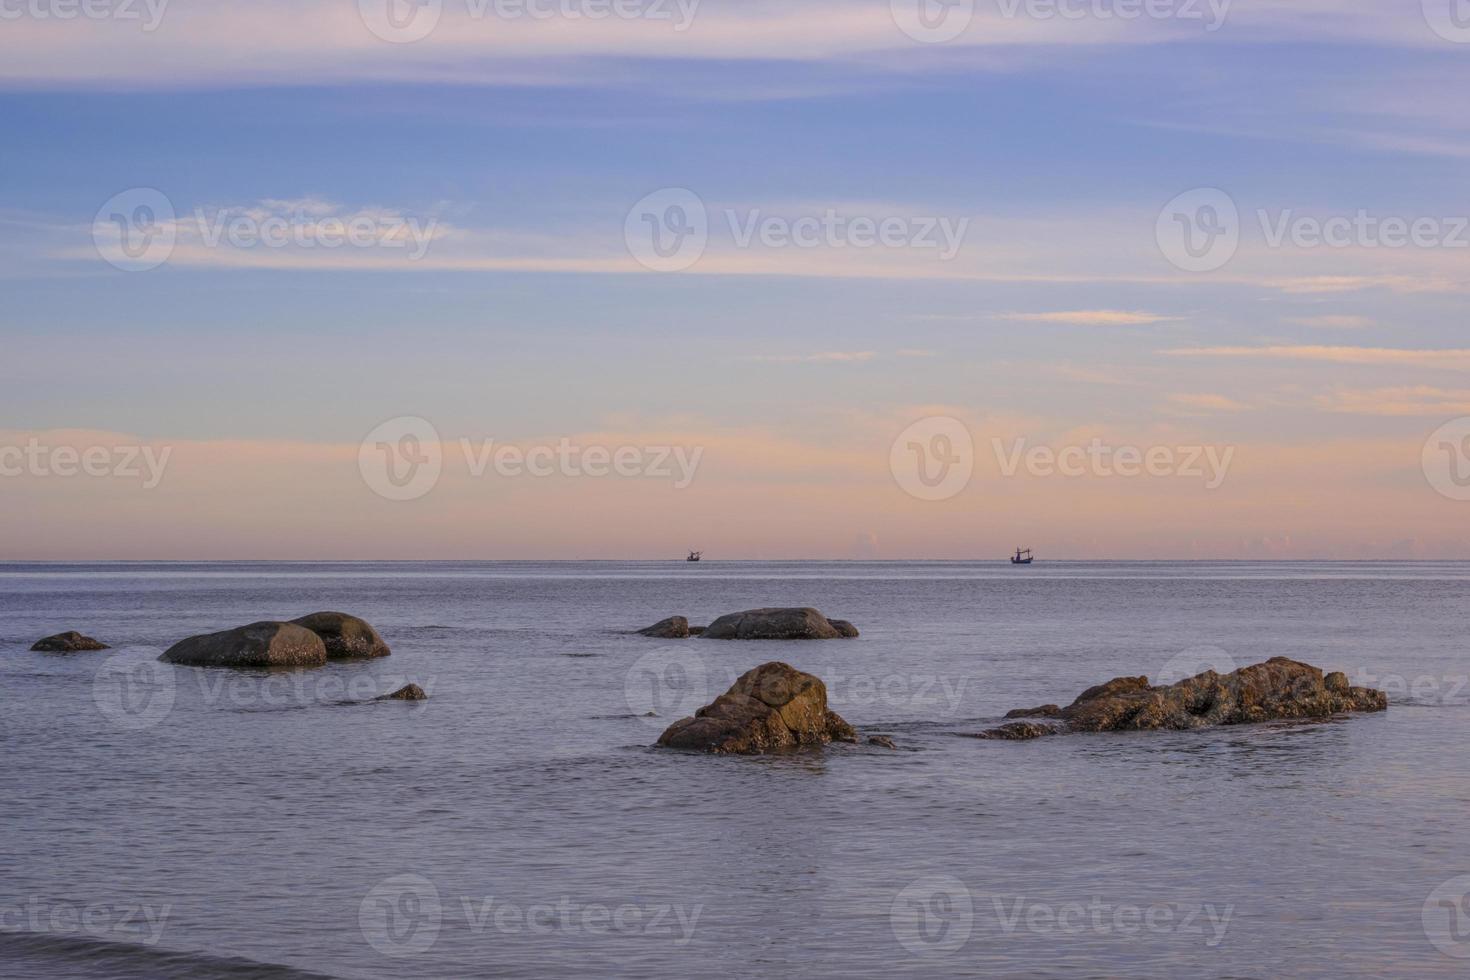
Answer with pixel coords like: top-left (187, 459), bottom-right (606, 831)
top-left (1, 561), bottom-right (1467, 978)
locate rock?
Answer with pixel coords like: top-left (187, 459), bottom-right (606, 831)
top-left (868, 735), bottom-right (897, 749)
top-left (160, 622), bottom-right (327, 669)
top-left (972, 722), bottom-right (1059, 741)
top-left (828, 619), bottom-right (860, 638)
top-left (981, 657), bottom-right (1386, 738)
top-left (1004, 704), bottom-right (1061, 719)
top-left (290, 612), bottom-right (390, 659)
top-left (688, 626), bottom-right (707, 636)
top-left (701, 607), bottom-right (856, 641)
top-left (30, 631), bottom-right (110, 653)
top-left (638, 616), bottom-right (691, 639)
top-left (379, 683), bottom-right (427, 701)
top-left (657, 661), bottom-right (857, 754)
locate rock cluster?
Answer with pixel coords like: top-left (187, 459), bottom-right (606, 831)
top-left (159, 613), bottom-right (390, 668)
top-left (975, 657), bottom-right (1388, 740)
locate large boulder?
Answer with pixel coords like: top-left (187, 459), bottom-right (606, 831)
top-left (31, 631), bottom-right (110, 653)
top-left (982, 658), bottom-right (1387, 740)
top-left (701, 608), bottom-right (855, 641)
top-left (160, 622), bottom-right (327, 668)
top-left (637, 616), bottom-right (691, 639)
top-left (657, 662), bottom-right (857, 754)
top-left (290, 612), bottom-right (390, 659)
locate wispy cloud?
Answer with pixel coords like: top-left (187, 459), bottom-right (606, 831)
top-left (1314, 386), bottom-right (1470, 416)
top-left (745, 351), bottom-right (877, 364)
top-left (1162, 346), bottom-right (1470, 370)
top-left (999, 310), bottom-right (1182, 326)
top-left (1284, 315), bottom-right (1375, 329)
top-left (1165, 392), bottom-right (1249, 415)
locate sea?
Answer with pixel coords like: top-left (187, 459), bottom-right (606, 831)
top-left (2, 560), bottom-right (1468, 979)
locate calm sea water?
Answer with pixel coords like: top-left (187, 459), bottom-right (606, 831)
top-left (2, 560), bottom-right (1469, 979)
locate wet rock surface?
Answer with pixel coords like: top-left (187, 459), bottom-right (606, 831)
top-left (637, 616), bottom-right (691, 639)
top-left (290, 612), bottom-right (390, 659)
top-left (701, 608), bottom-right (856, 641)
top-left (31, 631), bottom-right (110, 653)
top-left (160, 622), bottom-right (328, 669)
top-left (978, 658), bottom-right (1387, 740)
top-left (657, 661), bottom-right (857, 754)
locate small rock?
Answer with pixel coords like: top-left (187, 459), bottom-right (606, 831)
top-left (828, 619), bottom-right (860, 638)
top-left (868, 735), bottom-right (897, 749)
top-left (637, 616), bottom-right (691, 639)
top-left (1004, 704), bottom-right (1061, 719)
top-left (379, 683), bottom-right (427, 701)
top-left (973, 722), bottom-right (1059, 741)
top-left (31, 631), bottom-right (110, 653)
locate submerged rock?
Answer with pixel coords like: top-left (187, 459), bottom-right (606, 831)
top-left (637, 616), bottom-right (691, 639)
top-left (657, 661), bottom-right (857, 754)
top-left (378, 683), bottom-right (427, 701)
top-left (160, 622), bottom-right (327, 669)
top-left (867, 734), bottom-right (897, 749)
top-left (973, 722), bottom-right (1059, 741)
top-left (1004, 704), bottom-right (1061, 719)
top-left (979, 658), bottom-right (1387, 740)
top-left (31, 631), bottom-right (110, 653)
top-left (701, 608), bottom-right (856, 641)
top-left (290, 612), bottom-right (390, 659)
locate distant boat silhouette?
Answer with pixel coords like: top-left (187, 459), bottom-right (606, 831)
top-left (687, 550), bottom-right (703, 563)
top-left (1010, 548), bottom-right (1033, 565)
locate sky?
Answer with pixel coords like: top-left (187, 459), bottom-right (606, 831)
top-left (3, 0), bottom-right (1470, 559)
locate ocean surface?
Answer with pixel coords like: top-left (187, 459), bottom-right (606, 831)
top-left (2, 560), bottom-right (1469, 979)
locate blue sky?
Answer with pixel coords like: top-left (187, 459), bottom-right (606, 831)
top-left (3, 0), bottom-right (1470, 558)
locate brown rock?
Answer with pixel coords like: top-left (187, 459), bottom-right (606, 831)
top-left (1004, 704), bottom-right (1061, 719)
top-left (379, 683), bottom-right (427, 701)
top-left (868, 735), bottom-right (897, 749)
top-left (31, 631), bottom-right (110, 653)
top-left (657, 661), bottom-right (857, 754)
top-left (982, 657), bottom-right (1386, 738)
top-left (160, 622), bottom-right (327, 669)
top-left (701, 608), bottom-right (855, 640)
top-left (637, 616), bottom-right (691, 639)
top-left (972, 722), bottom-right (1059, 741)
top-left (828, 619), bottom-right (860, 638)
top-left (290, 612), bottom-right (390, 659)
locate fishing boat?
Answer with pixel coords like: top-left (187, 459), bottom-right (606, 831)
top-left (686, 550), bottom-right (703, 562)
top-left (1010, 548), bottom-right (1033, 565)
